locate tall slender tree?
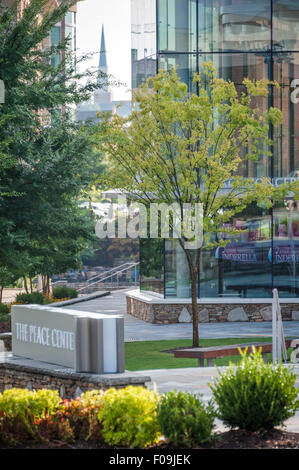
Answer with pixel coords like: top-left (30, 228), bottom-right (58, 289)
top-left (98, 66), bottom-right (298, 347)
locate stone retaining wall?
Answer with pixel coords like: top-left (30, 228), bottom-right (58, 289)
top-left (127, 296), bottom-right (299, 324)
top-left (0, 356), bottom-right (150, 399)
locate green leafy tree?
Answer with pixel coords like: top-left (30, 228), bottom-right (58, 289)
top-left (98, 65), bottom-right (298, 347)
top-left (0, 0), bottom-right (107, 289)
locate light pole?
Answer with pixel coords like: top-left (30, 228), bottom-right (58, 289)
top-left (0, 79), bottom-right (4, 104)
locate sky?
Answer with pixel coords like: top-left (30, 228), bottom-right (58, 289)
top-left (76, 0), bottom-right (131, 101)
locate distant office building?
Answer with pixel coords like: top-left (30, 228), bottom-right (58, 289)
top-left (131, 0), bottom-right (157, 90)
top-left (3, 0), bottom-right (83, 122)
top-left (3, 0), bottom-right (80, 54)
top-left (78, 24), bottom-right (132, 123)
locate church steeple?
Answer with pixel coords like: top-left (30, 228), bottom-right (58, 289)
top-left (94, 23), bottom-right (112, 104)
top-left (99, 24), bottom-right (108, 74)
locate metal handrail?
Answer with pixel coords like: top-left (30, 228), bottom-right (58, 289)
top-left (52, 262), bottom-right (137, 288)
top-left (82, 262), bottom-right (134, 284)
top-left (76, 262), bottom-right (140, 292)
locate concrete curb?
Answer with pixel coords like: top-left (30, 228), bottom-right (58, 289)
top-left (51, 290), bottom-right (111, 308)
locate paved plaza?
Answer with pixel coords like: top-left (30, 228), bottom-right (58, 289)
top-left (66, 289), bottom-right (299, 342)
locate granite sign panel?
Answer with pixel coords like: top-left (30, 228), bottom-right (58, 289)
top-left (11, 305), bottom-right (124, 374)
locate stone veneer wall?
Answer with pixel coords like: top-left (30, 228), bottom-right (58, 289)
top-left (0, 362), bottom-right (150, 399)
top-left (127, 296), bottom-right (299, 324)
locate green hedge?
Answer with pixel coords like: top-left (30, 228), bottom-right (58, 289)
top-left (52, 286), bottom-right (78, 300)
top-left (15, 292), bottom-right (48, 305)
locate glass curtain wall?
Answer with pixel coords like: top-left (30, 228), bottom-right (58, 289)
top-left (135, 0), bottom-right (299, 298)
top-left (131, 0), bottom-right (157, 90)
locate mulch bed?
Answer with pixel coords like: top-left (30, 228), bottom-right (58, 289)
top-left (0, 321), bottom-right (11, 334)
top-left (1, 430), bottom-right (299, 449)
top-left (199, 429), bottom-right (299, 449)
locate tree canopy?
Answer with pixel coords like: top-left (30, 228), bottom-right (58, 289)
top-left (98, 65), bottom-right (299, 346)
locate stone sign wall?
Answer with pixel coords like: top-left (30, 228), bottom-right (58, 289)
top-left (11, 305), bottom-right (124, 374)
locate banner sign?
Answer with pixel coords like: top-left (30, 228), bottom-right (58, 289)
top-left (215, 242), bottom-right (299, 264)
top-left (215, 244), bottom-right (260, 263)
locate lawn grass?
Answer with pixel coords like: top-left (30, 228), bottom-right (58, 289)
top-left (125, 337), bottom-right (292, 371)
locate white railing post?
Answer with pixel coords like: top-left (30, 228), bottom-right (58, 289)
top-left (272, 288), bottom-right (287, 366)
top-left (272, 289), bottom-right (277, 366)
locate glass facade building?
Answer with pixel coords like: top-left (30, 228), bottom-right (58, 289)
top-left (132, 0), bottom-right (299, 299)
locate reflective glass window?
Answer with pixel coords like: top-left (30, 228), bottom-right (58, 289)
top-left (198, 53), bottom-right (270, 178)
top-left (200, 206), bottom-right (272, 298)
top-left (131, 0), bottom-right (157, 89)
top-left (273, 1), bottom-right (299, 51)
top-left (158, 0), bottom-right (197, 52)
top-left (273, 199), bottom-right (299, 297)
top-left (140, 238), bottom-right (164, 295)
top-left (198, 0), bottom-right (271, 52)
top-left (65, 11), bottom-right (75, 26)
top-left (158, 53), bottom-right (197, 92)
top-left (165, 240), bottom-right (197, 298)
top-left (51, 25), bottom-right (61, 68)
top-left (273, 53), bottom-right (299, 177)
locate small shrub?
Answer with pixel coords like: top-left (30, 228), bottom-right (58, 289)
top-left (157, 391), bottom-right (215, 447)
top-left (98, 386), bottom-right (161, 448)
top-left (210, 348), bottom-right (299, 432)
top-left (52, 286), bottom-right (78, 300)
top-left (0, 388), bottom-right (61, 444)
top-left (0, 303), bottom-right (10, 315)
top-left (15, 292), bottom-right (47, 305)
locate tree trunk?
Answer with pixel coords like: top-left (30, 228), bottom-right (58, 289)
top-left (0, 286), bottom-right (3, 303)
top-left (46, 274), bottom-right (50, 296)
top-left (29, 277), bottom-right (33, 293)
top-left (42, 275), bottom-right (47, 295)
top-left (42, 275), bottom-right (50, 296)
top-left (190, 272), bottom-right (199, 347)
top-left (23, 277), bottom-right (29, 294)
top-left (184, 247), bottom-right (200, 348)
top-left (179, 242), bottom-right (201, 348)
